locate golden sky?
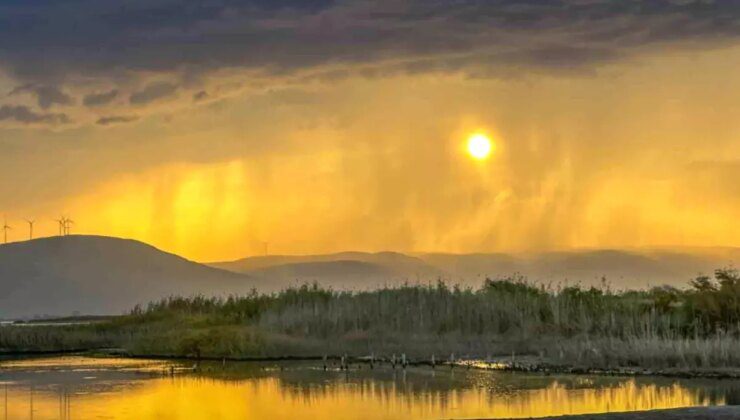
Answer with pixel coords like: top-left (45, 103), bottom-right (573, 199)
top-left (0, 2), bottom-right (739, 261)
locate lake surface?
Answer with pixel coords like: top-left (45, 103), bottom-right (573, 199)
top-left (1, 356), bottom-right (739, 419)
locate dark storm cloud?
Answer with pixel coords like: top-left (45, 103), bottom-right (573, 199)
top-left (96, 115), bottom-right (139, 125)
top-left (1, 0), bottom-right (739, 83)
top-left (83, 89), bottom-right (119, 107)
top-left (0, 105), bottom-right (69, 124)
top-left (9, 84), bottom-right (74, 109)
top-left (129, 82), bottom-right (178, 105)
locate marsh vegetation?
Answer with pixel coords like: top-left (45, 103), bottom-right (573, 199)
top-left (2, 268), bottom-right (740, 373)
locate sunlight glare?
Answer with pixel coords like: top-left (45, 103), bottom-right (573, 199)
top-left (467, 133), bottom-right (493, 160)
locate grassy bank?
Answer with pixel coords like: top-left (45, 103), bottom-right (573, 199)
top-left (2, 269), bottom-right (740, 373)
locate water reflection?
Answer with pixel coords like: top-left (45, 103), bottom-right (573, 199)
top-left (1, 357), bottom-right (739, 419)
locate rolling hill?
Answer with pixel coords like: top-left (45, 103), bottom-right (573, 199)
top-left (0, 235), bottom-right (256, 319)
top-left (420, 249), bottom-right (740, 289)
top-left (210, 251), bottom-right (442, 290)
top-left (212, 248), bottom-right (740, 290)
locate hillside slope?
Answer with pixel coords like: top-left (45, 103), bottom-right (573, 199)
top-left (0, 235), bottom-right (255, 318)
top-left (419, 249), bottom-right (740, 288)
top-left (211, 251), bottom-right (442, 289)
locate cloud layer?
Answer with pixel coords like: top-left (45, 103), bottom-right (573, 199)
top-left (0, 105), bottom-right (69, 125)
top-left (1, 1), bottom-right (739, 127)
top-left (83, 89), bottom-right (119, 107)
top-left (96, 115), bottom-right (139, 126)
top-left (2, 1), bottom-right (740, 80)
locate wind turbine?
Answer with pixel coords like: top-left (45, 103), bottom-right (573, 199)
top-left (64, 218), bottom-right (74, 235)
top-left (2, 216), bottom-right (11, 244)
top-left (54, 217), bottom-right (65, 236)
top-left (24, 219), bottom-right (35, 240)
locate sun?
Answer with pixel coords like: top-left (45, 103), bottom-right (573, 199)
top-left (466, 133), bottom-right (493, 160)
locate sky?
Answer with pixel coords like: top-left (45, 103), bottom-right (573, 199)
top-left (0, 0), bottom-right (739, 262)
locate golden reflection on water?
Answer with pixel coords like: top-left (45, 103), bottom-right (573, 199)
top-left (0, 356), bottom-right (176, 373)
top-left (0, 358), bottom-right (728, 420)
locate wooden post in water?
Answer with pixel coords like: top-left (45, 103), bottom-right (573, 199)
top-left (391, 354), bottom-right (396, 369)
top-left (401, 353), bottom-right (407, 369)
top-left (431, 354), bottom-right (436, 369)
top-left (449, 353), bottom-right (455, 370)
top-left (323, 354), bottom-right (328, 371)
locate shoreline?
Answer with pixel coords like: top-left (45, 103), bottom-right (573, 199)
top-left (4, 349), bottom-right (740, 380)
top-left (494, 405), bottom-right (740, 419)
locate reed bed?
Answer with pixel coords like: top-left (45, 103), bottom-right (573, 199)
top-left (2, 268), bottom-right (739, 371)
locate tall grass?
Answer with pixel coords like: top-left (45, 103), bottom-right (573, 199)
top-left (2, 268), bottom-right (739, 370)
top-left (129, 268), bottom-right (740, 339)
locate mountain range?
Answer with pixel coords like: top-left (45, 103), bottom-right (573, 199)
top-left (1, 235), bottom-right (737, 318)
top-left (212, 248), bottom-right (739, 291)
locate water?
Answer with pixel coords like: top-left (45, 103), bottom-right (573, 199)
top-left (1, 356), bottom-right (739, 419)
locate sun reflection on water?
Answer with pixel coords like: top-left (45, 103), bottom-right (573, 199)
top-left (0, 357), bottom-right (733, 420)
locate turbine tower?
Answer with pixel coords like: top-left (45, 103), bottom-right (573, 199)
top-left (2, 216), bottom-right (11, 244)
top-left (54, 217), bottom-right (65, 236)
top-left (24, 219), bottom-right (35, 240)
top-left (64, 218), bottom-right (74, 235)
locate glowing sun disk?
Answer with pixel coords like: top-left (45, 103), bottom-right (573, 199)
top-left (467, 133), bottom-right (493, 160)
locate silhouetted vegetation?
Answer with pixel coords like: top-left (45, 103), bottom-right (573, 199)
top-left (2, 269), bottom-right (740, 372)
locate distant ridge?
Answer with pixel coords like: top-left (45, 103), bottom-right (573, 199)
top-left (210, 251), bottom-right (442, 289)
top-left (211, 248), bottom-right (740, 290)
top-left (0, 235), bottom-right (256, 319)
top-left (210, 251), bottom-right (437, 274)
